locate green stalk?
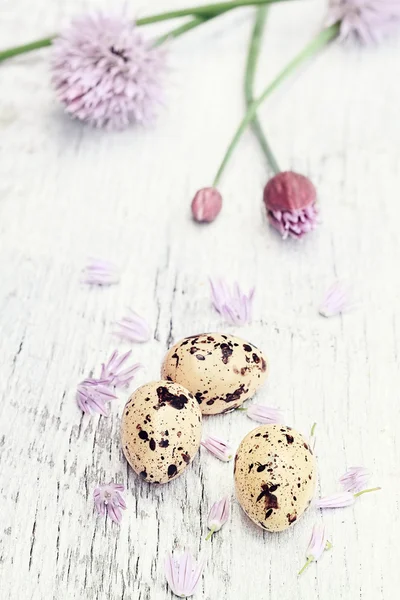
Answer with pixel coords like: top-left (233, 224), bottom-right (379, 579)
top-left (298, 556), bottom-right (313, 576)
top-left (205, 527), bottom-right (216, 541)
top-left (244, 7), bottom-right (280, 174)
top-left (0, 0), bottom-right (295, 64)
top-left (354, 487), bottom-right (381, 498)
top-left (212, 23), bottom-right (340, 187)
top-left (154, 16), bottom-right (208, 47)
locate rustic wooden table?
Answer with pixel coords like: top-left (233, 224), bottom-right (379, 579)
top-left (1, 1), bottom-right (399, 598)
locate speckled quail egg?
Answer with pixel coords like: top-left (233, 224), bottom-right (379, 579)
top-left (161, 333), bottom-right (268, 415)
top-left (234, 424), bottom-right (316, 532)
top-left (121, 381), bottom-right (202, 484)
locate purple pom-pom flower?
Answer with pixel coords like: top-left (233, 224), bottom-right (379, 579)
top-left (52, 13), bottom-right (166, 130)
top-left (327, 0), bottom-right (400, 44)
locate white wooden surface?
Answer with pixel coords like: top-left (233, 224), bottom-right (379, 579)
top-left (1, 0), bottom-right (400, 598)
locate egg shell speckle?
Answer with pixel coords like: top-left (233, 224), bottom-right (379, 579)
top-left (121, 381), bottom-right (202, 484)
top-left (234, 425), bottom-right (317, 532)
top-left (161, 333), bottom-right (268, 415)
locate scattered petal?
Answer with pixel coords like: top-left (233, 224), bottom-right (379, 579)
top-left (210, 278), bottom-right (254, 326)
top-left (246, 404), bottom-right (284, 425)
top-left (100, 349), bottom-right (142, 388)
top-left (115, 309), bottom-right (152, 343)
top-left (206, 496), bottom-right (230, 540)
top-left (52, 13), bottom-right (166, 129)
top-left (316, 485), bottom-right (381, 508)
top-left (165, 551), bottom-right (204, 597)
top-left (76, 378), bottom-right (117, 415)
top-left (319, 281), bottom-right (351, 317)
top-left (82, 258), bottom-right (120, 286)
top-left (339, 467), bottom-right (370, 493)
top-left (298, 524), bottom-right (331, 575)
top-left (315, 491), bottom-right (355, 508)
top-left (201, 435), bottom-right (232, 462)
top-left (93, 481), bottom-right (126, 524)
top-left (326, 0), bottom-right (400, 44)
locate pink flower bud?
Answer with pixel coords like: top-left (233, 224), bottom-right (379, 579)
top-left (191, 187), bottom-right (222, 223)
top-left (263, 172), bottom-right (318, 240)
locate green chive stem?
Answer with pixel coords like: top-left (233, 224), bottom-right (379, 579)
top-left (244, 7), bottom-right (280, 174)
top-left (212, 23), bottom-right (340, 187)
top-left (0, 0), bottom-right (295, 64)
top-left (354, 487), bottom-right (381, 498)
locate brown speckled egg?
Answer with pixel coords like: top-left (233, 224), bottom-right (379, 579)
top-left (234, 425), bottom-right (316, 532)
top-left (161, 333), bottom-right (268, 415)
top-left (121, 381), bottom-right (202, 484)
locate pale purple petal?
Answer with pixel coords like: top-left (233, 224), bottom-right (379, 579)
top-left (326, 0), bottom-right (400, 43)
top-left (247, 404), bottom-right (284, 425)
top-left (100, 349), bottom-right (142, 387)
top-left (76, 379), bottom-right (116, 415)
top-left (201, 435), bottom-right (232, 462)
top-left (107, 503), bottom-right (122, 524)
top-left (93, 481), bottom-right (126, 524)
top-left (268, 205), bottom-right (318, 240)
top-left (114, 309), bottom-right (152, 343)
top-left (165, 551), bottom-right (204, 597)
top-left (51, 13), bottom-right (167, 130)
top-left (319, 281), bottom-right (352, 317)
top-left (82, 258), bottom-right (119, 285)
top-left (339, 467), bottom-right (370, 493)
top-left (207, 496), bottom-right (230, 532)
top-left (210, 278), bottom-right (254, 326)
top-left (307, 524), bottom-right (328, 561)
top-left (315, 491), bottom-right (355, 508)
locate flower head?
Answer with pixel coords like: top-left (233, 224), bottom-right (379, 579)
top-left (206, 496), bottom-right (230, 540)
top-left (83, 258), bottom-right (119, 286)
top-left (191, 187), bottom-right (223, 223)
top-left (210, 278), bottom-right (254, 326)
top-left (100, 350), bottom-right (142, 388)
top-left (246, 404), bottom-right (283, 425)
top-left (201, 435), bottom-right (232, 462)
top-left (327, 0), bottom-right (400, 44)
top-left (51, 13), bottom-right (166, 129)
top-left (263, 171), bottom-right (318, 240)
top-left (298, 524), bottom-right (331, 575)
top-left (165, 551), bottom-right (204, 598)
top-left (93, 481), bottom-right (126, 524)
top-left (76, 378), bottom-right (117, 415)
top-left (339, 467), bottom-right (369, 493)
top-left (319, 281), bottom-right (351, 317)
top-left (114, 309), bottom-right (152, 343)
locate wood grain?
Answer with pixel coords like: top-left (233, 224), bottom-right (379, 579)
top-left (1, 1), bottom-right (400, 598)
